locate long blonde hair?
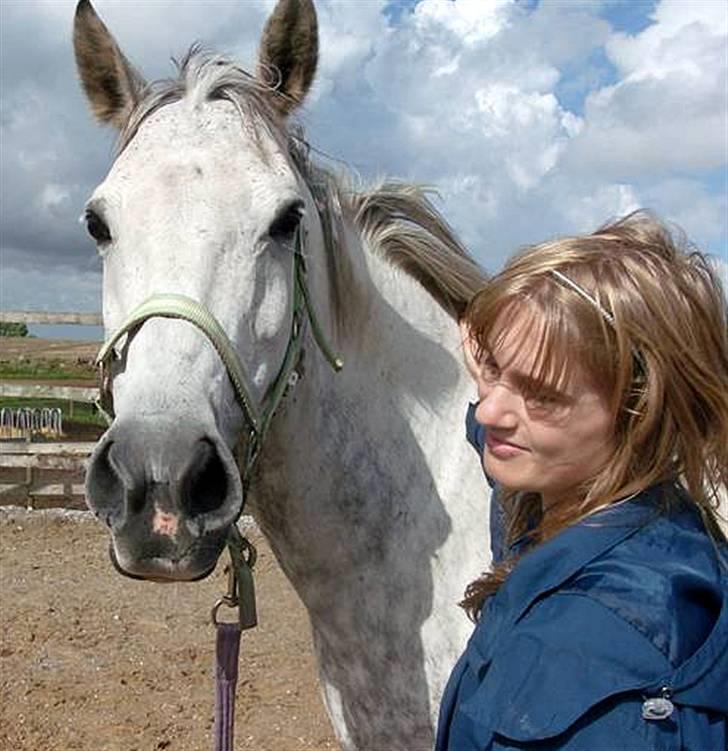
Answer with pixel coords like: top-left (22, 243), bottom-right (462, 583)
top-left (462, 210), bottom-right (728, 618)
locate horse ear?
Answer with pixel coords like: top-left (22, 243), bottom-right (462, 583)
top-left (73, 0), bottom-right (146, 129)
top-left (257, 0), bottom-right (318, 117)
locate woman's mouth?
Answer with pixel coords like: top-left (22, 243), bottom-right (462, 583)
top-left (486, 434), bottom-right (528, 458)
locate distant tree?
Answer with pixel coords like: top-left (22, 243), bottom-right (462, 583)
top-left (0, 321), bottom-right (29, 337)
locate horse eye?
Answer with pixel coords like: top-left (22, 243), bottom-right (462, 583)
top-left (85, 209), bottom-right (112, 245)
top-left (268, 201), bottom-right (304, 242)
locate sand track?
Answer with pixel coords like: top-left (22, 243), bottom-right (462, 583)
top-left (0, 508), bottom-right (337, 750)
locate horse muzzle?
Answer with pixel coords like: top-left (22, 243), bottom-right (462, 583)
top-left (85, 416), bottom-right (242, 581)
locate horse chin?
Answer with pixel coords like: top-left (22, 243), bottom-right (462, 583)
top-left (108, 539), bottom-right (222, 583)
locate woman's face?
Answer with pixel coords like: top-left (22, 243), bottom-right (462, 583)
top-left (473, 310), bottom-right (615, 509)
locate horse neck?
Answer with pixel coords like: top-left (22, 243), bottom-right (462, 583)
top-left (253, 219), bottom-right (491, 747)
top-left (254, 216), bottom-right (482, 588)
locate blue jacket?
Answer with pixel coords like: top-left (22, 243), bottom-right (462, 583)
top-left (439, 407), bottom-right (728, 750)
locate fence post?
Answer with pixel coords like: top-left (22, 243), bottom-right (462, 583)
top-left (25, 459), bottom-right (33, 510)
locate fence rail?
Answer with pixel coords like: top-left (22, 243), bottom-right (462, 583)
top-left (0, 310), bottom-right (102, 326)
top-left (0, 382), bottom-right (98, 402)
top-left (0, 442), bottom-right (95, 509)
top-left (0, 310), bottom-right (101, 509)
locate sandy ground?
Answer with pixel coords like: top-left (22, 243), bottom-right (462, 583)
top-left (0, 508), bottom-right (338, 751)
top-left (0, 337), bottom-right (337, 749)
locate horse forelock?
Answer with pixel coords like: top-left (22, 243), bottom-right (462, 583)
top-left (113, 48), bottom-right (485, 327)
top-left (115, 47), bottom-right (285, 157)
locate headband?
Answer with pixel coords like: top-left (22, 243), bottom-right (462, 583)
top-left (549, 269), bottom-right (616, 329)
top-left (549, 269), bottom-right (646, 371)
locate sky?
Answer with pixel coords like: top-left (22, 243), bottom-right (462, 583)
top-left (0, 0), bottom-right (726, 340)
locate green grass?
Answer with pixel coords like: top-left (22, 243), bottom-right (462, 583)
top-left (0, 397), bottom-right (107, 428)
top-left (0, 360), bottom-right (96, 381)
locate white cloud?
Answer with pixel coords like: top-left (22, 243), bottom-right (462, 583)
top-left (560, 183), bottom-right (641, 232)
top-left (640, 178), bottom-right (728, 247)
top-left (565, 0), bottom-right (728, 178)
top-left (412, 0), bottom-right (513, 46)
top-left (39, 183), bottom-right (72, 215)
top-left (308, 0), bottom-right (385, 103)
top-left (473, 84), bottom-right (574, 189)
top-left (608, 0), bottom-right (728, 82)
top-left (79, 0), bottom-right (268, 78)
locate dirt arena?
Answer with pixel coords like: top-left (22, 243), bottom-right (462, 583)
top-left (0, 508), bottom-right (338, 750)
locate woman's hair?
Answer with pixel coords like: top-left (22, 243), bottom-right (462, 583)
top-left (461, 210), bottom-right (728, 619)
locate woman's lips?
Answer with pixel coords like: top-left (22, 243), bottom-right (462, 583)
top-left (486, 434), bottom-right (528, 458)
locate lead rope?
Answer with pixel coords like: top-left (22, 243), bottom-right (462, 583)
top-left (207, 244), bottom-right (310, 751)
top-left (211, 528), bottom-right (257, 751)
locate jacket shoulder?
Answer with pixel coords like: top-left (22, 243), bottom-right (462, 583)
top-left (565, 503), bottom-right (725, 666)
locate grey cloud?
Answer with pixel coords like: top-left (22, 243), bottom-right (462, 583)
top-left (0, 0), bottom-right (268, 290)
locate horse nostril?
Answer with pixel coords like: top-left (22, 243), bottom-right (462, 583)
top-left (86, 439), bottom-right (126, 526)
top-left (182, 439), bottom-right (230, 518)
top-left (86, 424), bottom-right (242, 539)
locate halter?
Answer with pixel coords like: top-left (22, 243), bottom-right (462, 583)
top-left (94, 200), bottom-right (343, 625)
top-left (95, 224), bottom-right (342, 455)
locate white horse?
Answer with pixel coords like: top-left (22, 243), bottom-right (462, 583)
top-left (74, 0), bottom-right (491, 747)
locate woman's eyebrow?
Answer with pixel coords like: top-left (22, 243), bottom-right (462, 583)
top-left (486, 349), bottom-right (571, 397)
top-left (510, 369), bottom-right (570, 398)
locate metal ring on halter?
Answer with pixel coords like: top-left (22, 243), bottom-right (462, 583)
top-left (211, 563), bottom-right (239, 626)
top-left (211, 597), bottom-right (239, 627)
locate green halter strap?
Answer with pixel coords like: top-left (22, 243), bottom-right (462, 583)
top-left (94, 214), bottom-right (343, 633)
top-left (96, 293), bottom-right (261, 430)
top-left (95, 230), bottom-right (342, 449)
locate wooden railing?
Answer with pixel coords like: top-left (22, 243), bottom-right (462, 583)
top-left (1, 309), bottom-right (102, 507)
top-left (0, 310), bottom-right (102, 326)
top-left (0, 442), bottom-right (95, 509)
top-left (0, 382), bottom-right (98, 402)
top-left (1, 307), bottom-right (101, 430)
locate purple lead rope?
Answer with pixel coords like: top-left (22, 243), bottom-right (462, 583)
top-left (214, 622), bottom-right (243, 751)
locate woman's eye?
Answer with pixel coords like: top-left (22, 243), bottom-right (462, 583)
top-left (526, 393), bottom-right (555, 408)
top-left (268, 200), bottom-right (304, 243)
top-left (525, 391), bottom-right (569, 417)
top-left (480, 357), bottom-right (500, 383)
top-left (85, 209), bottom-right (112, 245)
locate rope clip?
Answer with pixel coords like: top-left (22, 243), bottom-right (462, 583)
top-left (211, 535), bottom-right (258, 630)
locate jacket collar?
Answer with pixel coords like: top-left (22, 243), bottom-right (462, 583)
top-left (498, 485), bottom-right (669, 628)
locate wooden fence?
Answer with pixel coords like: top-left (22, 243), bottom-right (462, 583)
top-left (1, 309), bottom-right (101, 508)
top-left (0, 310), bottom-right (102, 326)
top-left (0, 442), bottom-right (95, 510)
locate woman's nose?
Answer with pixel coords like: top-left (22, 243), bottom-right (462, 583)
top-left (475, 383), bottom-right (519, 428)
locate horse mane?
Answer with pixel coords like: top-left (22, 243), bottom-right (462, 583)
top-left (349, 183), bottom-right (486, 318)
top-left (117, 49), bottom-right (487, 320)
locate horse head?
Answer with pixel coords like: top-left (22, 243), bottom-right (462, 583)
top-left (75, 0), bottom-right (323, 581)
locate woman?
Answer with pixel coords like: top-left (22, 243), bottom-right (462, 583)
top-left (437, 211), bottom-right (728, 750)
